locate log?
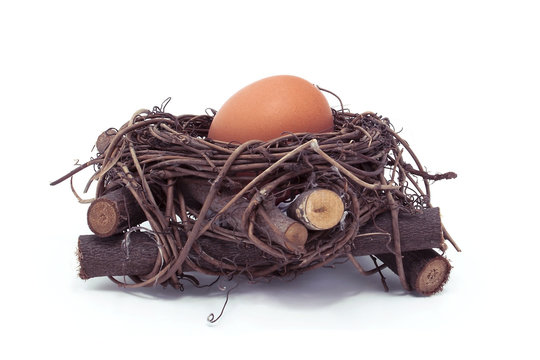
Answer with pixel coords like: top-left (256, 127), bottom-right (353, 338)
top-left (77, 207), bottom-right (444, 279)
top-left (78, 232), bottom-right (167, 279)
top-left (354, 207), bottom-right (444, 255)
top-left (95, 122), bottom-right (129, 153)
top-left (179, 179), bottom-right (308, 253)
top-left (376, 249), bottom-right (451, 295)
top-left (259, 203), bottom-right (308, 252)
top-left (96, 128), bottom-right (117, 153)
top-left (87, 187), bottom-right (147, 238)
top-left (287, 188), bottom-right (345, 230)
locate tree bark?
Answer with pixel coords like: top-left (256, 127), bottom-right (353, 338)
top-left (354, 207), bottom-right (443, 255)
top-left (77, 207), bottom-right (444, 279)
top-left (78, 232), bottom-right (165, 279)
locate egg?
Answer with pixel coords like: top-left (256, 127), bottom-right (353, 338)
top-left (208, 75), bottom-right (334, 143)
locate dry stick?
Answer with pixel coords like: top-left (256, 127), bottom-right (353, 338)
top-left (398, 158), bottom-right (461, 253)
top-left (87, 186), bottom-right (147, 237)
top-left (129, 144), bottom-right (160, 216)
top-left (384, 123), bottom-right (432, 200)
top-left (376, 249), bottom-right (451, 296)
top-left (292, 183), bottom-right (362, 269)
top-left (95, 125), bottom-right (130, 154)
top-left (179, 178), bottom-right (308, 253)
top-left (347, 253), bottom-right (387, 276)
top-left (239, 169), bottom-right (314, 259)
top-left (257, 205), bottom-right (307, 252)
top-left (390, 148), bottom-right (404, 185)
top-left (99, 109), bottom-right (148, 164)
top-left (380, 174), bottom-right (410, 291)
top-left (172, 140), bottom-right (319, 268)
top-left (96, 129), bottom-right (116, 154)
top-left (287, 188), bottom-right (345, 231)
top-left (50, 158), bottom-right (102, 186)
top-left (173, 192), bottom-right (225, 278)
top-left (246, 217), bottom-right (288, 260)
top-left (77, 207), bottom-right (443, 279)
top-left (164, 180), bottom-right (181, 259)
top-left (77, 232), bottom-right (165, 280)
top-left (177, 190), bottom-right (190, 232)
top-left (165, 179), bottom-right (175, 221)
top-left (370, 255), bottom-right (389, 292)
top-left (355, 207), bottom-right (443, 254)
top-left (163, 140), bottom-right (261, 280)
top-left (376, 118), bottom-right (461, 252)
top-left (94, 114), bottom-right (177, 195)
top-left (159, 123), bottom-right (235, 155)
top-left (309, 141), bottom-right (398, 191)
top-left (115, 165), bottom-right (179, 287)
top-left (318, 86), bottom-right (344, 113)
top-left (70, 176), bottom-right (95, 203)
top-left (117, 164), bottom-right (171, 260)
top-left (100, 228), bottom-right (174, 289)
top-left (352, 124), bottom-right (373, 147)
top-left (212, 140), bottom-right (321, 221)
top-left (191, 241), bottom-right (239, 272)
top-left (128, 144), bottom-right (181, 289)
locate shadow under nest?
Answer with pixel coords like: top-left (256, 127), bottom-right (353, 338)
top-left (54, 100), bottom-right (458, 296)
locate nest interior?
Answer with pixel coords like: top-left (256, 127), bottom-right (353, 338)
top-left (56, 101), bottom-right (457, 290)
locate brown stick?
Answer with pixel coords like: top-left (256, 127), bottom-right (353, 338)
top-left (96, 128), bottom-right (117, 154)
top-left (77, 207), bottom-right (444, 279)
top-left (87, 187), bottom-right (147, 238)
top-left (78, 232), bottom-right (167, 279)
top-left (179, 179), bottom-right (308, 253)
top-left (355, 207), bottom-right (443, 255)
top-left (287, 188), bottom-right (345, 230)
top-left (95, 121), bottom-right (131, 154)
top-left (375, 249), bottom-right (451, 295)
top-left (380, 174), bottom-right (410, 291)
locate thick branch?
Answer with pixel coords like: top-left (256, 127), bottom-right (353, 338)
top-left (77, 207), bottom-right (443, 279)
top-left (375, 249), bottom-right (451, 295)
top-left (87, 186), bottom-right (147, 238)
top-left (353, 207), bottom-right (443, 255)
top-left (179, 178), bottom-right (308, 253)
top-left (287, 188), bottom-right (345, 230)
top-left (78, 232), bottom-right (167, 279)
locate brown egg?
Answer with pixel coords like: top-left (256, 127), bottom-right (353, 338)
top-left (208, 75), bottom-right (334, 143)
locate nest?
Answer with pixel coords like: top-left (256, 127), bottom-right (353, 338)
top-left (55, 98), bottom-right (457, 289)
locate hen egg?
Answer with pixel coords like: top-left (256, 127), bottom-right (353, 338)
top-left (208, 75), bottom-right (334, 143)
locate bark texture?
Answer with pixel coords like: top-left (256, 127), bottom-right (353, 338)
top-left (78, 207), bottom-right (443, 279)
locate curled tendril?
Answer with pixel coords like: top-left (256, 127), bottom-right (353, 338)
top-left (207, 281), bottom-right (238, 324)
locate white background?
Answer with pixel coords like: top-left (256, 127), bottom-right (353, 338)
top-left (1, 0), bottom-right (538, 358)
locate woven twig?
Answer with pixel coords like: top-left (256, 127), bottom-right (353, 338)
top-left (53, 103), bottom-right (457, 289)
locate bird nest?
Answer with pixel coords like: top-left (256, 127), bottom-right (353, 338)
top-left (53, 99), bottom-right (457, 290)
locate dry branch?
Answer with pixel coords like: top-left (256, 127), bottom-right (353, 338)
top-left (287, 188), bottom-right (345, 230)
top-left (376, 249), bottom-right (451, 295)
top-left (179, 178), bottom-right (308, 253)
top-left (78, 207), bottom-right (443, 280)
top-left (87, 186), bottom-right (146, 238)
